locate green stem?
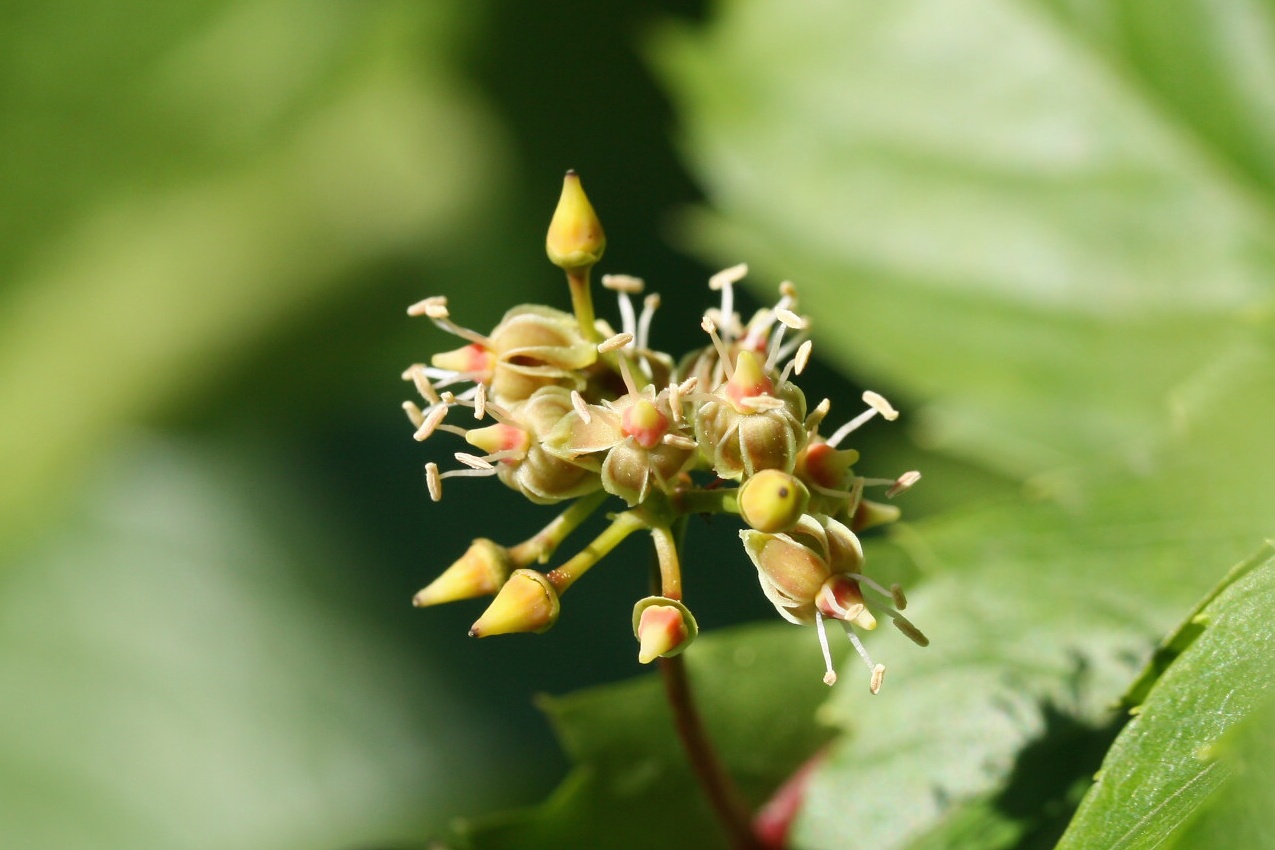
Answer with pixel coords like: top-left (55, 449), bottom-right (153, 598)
top-left (567, 267), bottom-right (601, 343)
top-left (508, 491), bottom-right (608, 566)
top-left (544, 510), bottom-right (642, 592)
top-left (676, 487), bottom-right (741, 517)
top-left (648, 523), bottom-right (683, 600)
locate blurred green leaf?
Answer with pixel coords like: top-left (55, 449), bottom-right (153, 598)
top-left (647, 0), bottom-right (1275, 847)
top-left (0, 0), bottom-right (506, 550)
top-left (0, 437), bottom-right (499, 850)
top-left (653, 0), bottom-right (1275, 478)
top-left (457, 622), bottom-right (838, 850)
top-left (1055, 547), bottom-right (1275, 850)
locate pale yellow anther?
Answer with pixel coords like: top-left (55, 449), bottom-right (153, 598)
top-left (709, 262), bottom-right (748, 290)
top-left (414, 405), bottom-right (449, 442)
top-left (455, 452), bottom-right (495, 471)
top-left (644, 293), bottom-right (661, 310)
top-left (863, 390), bottom-right (899, 421)
top-left (473, 383), bottom-right (487, 420)
top-left (663, 433), bottom-right (696, 450)
top-left (598, 332), bottom-right (634, 353)
top-left (779, 280), bottom-right (798, 299)
top-left (402, 401), bottom-right (425, 428)
top-left (774, 308), bottom-right (806, 330)
top-left (601, 274), bottom-right (644, 294)
top-left (887, 470), bottom-right (922, 498)
top-left (794, 340), bottom-right (812, 375)
top-left (870, 664), bottom-right (886, 695)
top-left (425, 463), bottom-right (442, 502)
top-left (407, 295), bottom-right (448, 318)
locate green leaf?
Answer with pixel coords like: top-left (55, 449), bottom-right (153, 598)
top-left (1055, 546), bottom-right (1275, 850)
top-left (457, 623), bottom-right (838, 850)
top-left (653, 0), bottom-right (1275, 478)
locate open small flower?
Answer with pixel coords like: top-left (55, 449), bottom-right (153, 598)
top-left (543, 375), bottom-right (696, 507)
top-left (740, 513), bottom-right (926, 692)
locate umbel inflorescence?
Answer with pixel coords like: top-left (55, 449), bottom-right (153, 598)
top-left (404, 172), bottom-right (927, 692)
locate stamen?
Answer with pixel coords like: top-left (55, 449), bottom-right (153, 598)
top-left (887, 471), bottom-right (922, 498)
top-left (454, 452), bottom-right (495, 470)
top-left (815, 610), bottom-right (838, 686)
top-left (616, 353), bottom-right (639, 397)
top-left (473, 383), bottom-right (487, 420)
top-left (677, 376), bottom-right (699, 395)
top-left (842, 623), bottom-right (877, 672)
top-left (779, 280), bottom-right (798, 302)
top-left (794, 340), bottom-right (812, 375)
top-left (863, 390), bottom-right (899, 421)
top-left (826, 408), bottom-right (879, 449)
top-left (666, 380), bottom-right (683, 425)
top-left (402, 401), bottom-right (425, 429)
top-left (402, 365), bottom-right (442, 405)
top-left (406, 296), bottom-right (447, 317)
top-left (414, 404), bottom-right (450, 441)
top-left (425, 462), bottom-right (442, 502)
top-left (617, 292), bottom-right (637, 338)
top-left (870, 664), bottom-right (886, 695)
top-left (765, 320), bottom-right (789, 372)
top-left (891, 583), bottom-right (907, 610)
top-left (700, 315), bottom-right (734, 379)
top-left (601, 274), bottom-right (645, 294)
top-left (662, 433), bottom-right (697, 450)
top-left (598, 332), bottom-right (634, 354)
top-left (805, 398), bottom-right (832, 435)
top-left (709, 263), bottom-right (747, 341)
top-left (891, 615), bottom-right (930, 647)
top-left (774, 308), bottom-right (805, 330)
top-left (740, 395), bottom-right (786, 412)
top-left (637, 294), bottom-right (660, 351)
top-left (570, 390), bottom-right (592, 425)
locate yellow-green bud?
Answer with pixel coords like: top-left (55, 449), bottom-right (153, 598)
top-left (738, 469), bottom-right (810, 533)
top-left (632, 596), bottom-right (698, 663)
top-left (546, 171), bottom-right (605, 270)
top-left (469, 569), bottom-right (560, 637)
top-left (413, 538), bottom-right (511, 607)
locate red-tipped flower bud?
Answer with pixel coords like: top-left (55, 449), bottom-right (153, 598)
top-left (632, 596), bottom-right (698, 663)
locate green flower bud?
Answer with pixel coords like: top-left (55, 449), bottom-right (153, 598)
top-left (738, 469), bottom-right (810, 533)
top-left (413, 538), bottom-right (511, 607)
top-left (546, 171), bottom-right (605, 270)
top-left (469, 569), bottom-right (560, 637)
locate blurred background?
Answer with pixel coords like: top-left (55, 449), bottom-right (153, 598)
top-left (6, 1), bottom-right (1274, 848)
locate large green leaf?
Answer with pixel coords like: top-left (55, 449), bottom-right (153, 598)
top-left (653, 0), bottom-right (1275, 478)
top-left (646, 0), bottom-right (1275, 847)
top-left (456, 621), bottom-right (838, 850)
top-left (1055, 547), bottom-right (1275, 850)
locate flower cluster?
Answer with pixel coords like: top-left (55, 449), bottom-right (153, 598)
top-left (404, 172), bottom-right (926, 691)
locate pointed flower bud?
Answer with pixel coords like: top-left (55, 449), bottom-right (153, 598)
top-left (469, 568), bottom-right (560, 637)
top-left (632, 596), bottom-right (698, 663)
top-left (738, 469), bottom-right (810, 533)
top-left (546, 171), bottom-right (605, 270)
top-left (413, 538), bottom-right (511, 607)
